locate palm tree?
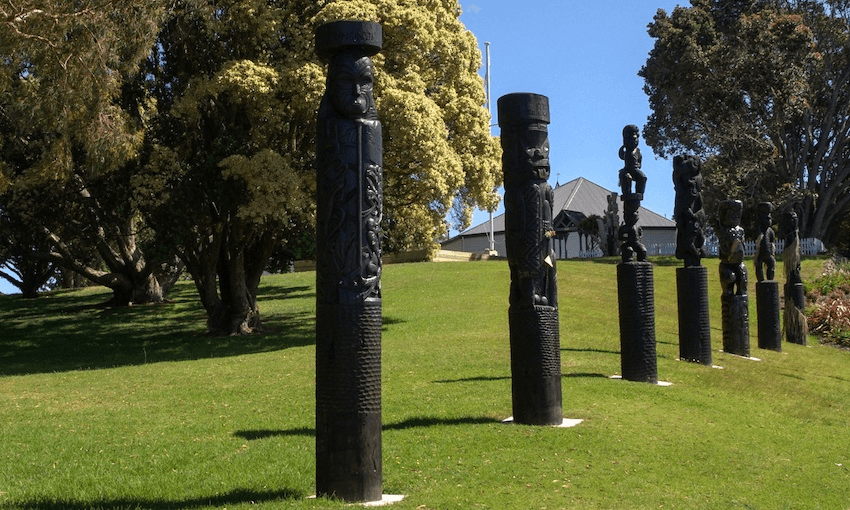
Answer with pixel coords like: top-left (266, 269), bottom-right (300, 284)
top-left (577, 214), bottom-right (603, 256)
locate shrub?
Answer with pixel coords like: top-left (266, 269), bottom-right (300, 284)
top-left (806, 255), bottom-right (850, 347)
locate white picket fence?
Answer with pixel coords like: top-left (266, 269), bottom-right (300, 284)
top-left (578, 238), bottom-right (825, 259)
top-left (578, 248), bottom-right (604, 258)
top-left (644, 238), bottom-right (825, 257)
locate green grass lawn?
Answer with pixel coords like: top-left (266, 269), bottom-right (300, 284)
top-left (1, 257), bottom-right (848, 509)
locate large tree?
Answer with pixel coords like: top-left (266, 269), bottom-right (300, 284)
top-left (139, 0), bottom-right (500, 335)
top-left (0, 1), bottom-right (179, 304)
top-left (314, 0), bottom-right (502, 250)
top-left (138, 0), bottom-right (319, 335)
top-left (640, 0), bottom-right (850, 242)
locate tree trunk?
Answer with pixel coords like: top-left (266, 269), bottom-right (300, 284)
top-left (131, 273), bottom-right (164, 305)
top-left (41, 224), bottom-right (171, 306)
top-left (197, 271), bottom-right (261, 336)
top-left (183, 220), bottom-right (276, 336)
top-left (98, 270), bottom-right (164, 307)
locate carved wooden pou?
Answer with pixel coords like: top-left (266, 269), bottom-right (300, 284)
top-left (755, 202), bottom-right (781, 352)
top-left (314, 20), bottom-right (383, 503)
top-left (616, 125), bottom-right (658, 383)
top-left (718, 199), bottom-right (750, 357)
top-left (618, 124), bottom-right (647, 263)
top-left (498, 93), bottom-right (562, 425)
top-left (672, 154), bottom-right (711, 365)
top-left (782, 209), bottom-right (808, 345)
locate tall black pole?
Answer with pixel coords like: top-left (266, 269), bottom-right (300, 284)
top-left (616, 125), bottom-right (658, 383)
top-left (754, 202), bottom-right (781, 351)
top-left (782, 209), bottom-right (808, 345)
top-left (498, 93), bottom-right (563, 425)
top-left (718, 200), bottom-right (750, 357)
top-left (672, 154), bottom-right (712, 365)
top-left (314, 20), bottom-right (383, 503)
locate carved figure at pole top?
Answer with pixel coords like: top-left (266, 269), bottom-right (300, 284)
top-left (498, 93), bottom-right (556, 309)
top-left (618, 125), bottom-right (646, 198)
top-left (782, 208), bottom-right (808, 344)
top-left (316, 21), bottom-right (383, 305)
top-left (783, 209), bottom-right (802, 288)
top-left (604, 192), bottom-right (620, 257)
top-left (718, 200), bottom-right (748, 296)
top-left (672, 154), bottom-right (708, 267)
top-left (617, 125), bottom-right (647, 263)
top-left (754, 202), bottom-right (776, 282)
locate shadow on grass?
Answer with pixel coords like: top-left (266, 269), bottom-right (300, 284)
top-left (8, 488), bottom-right (303, 510)
top-left (434, 373), bottom-right (609, 384)
top-left (255, 284), bottom-right (315, 302)
top-left (0, 285), bottom-right (316, 377)
top-left (382, 315), bottom-right (406, 331)
top-left (562, 347), bottom-right (620, 355)
top-left (433, 375), bottom-right (509, 384)
top-left (564, 372), bottom-right (610, 378)
top-left (234, 416), bottom-right (498, 441)
top-left (585, 256), bottom-right (688, 267)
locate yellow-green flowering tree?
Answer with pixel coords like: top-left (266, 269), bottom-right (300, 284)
top-left (138, 0), bottom-right (319, 334)
top-left (139, 0), bottom-right (500, 334)
top-left (315, 0), bottom-right (501, 251)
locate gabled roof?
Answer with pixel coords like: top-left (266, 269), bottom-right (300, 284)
top-left (457, 176), bottom-right (675, 237)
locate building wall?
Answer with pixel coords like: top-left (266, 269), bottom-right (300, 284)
top-left (642, 228), bottom-right (677, 247)
top-left (441, 234), bottom-right (506, 254)
top-left (443, 232), bottom-right (597, 259)
top-left (445, 228), bottom-right (679, 260)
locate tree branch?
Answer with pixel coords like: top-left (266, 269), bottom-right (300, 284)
top-left (0, 268), bottom-right (23, 288)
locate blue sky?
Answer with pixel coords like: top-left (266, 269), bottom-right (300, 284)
top-left (454, 0), bottom-right (684, 236)
top-left (0, 1), bottom-right (684, 295)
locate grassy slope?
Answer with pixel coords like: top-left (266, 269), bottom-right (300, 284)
top-left (0, 258), bottom-right (848, 509)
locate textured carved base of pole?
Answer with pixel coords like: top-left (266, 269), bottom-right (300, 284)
top-left (756, 281), bottom-right (781, 351)
top-left (784, 282), bottom-right (808, 345)
top-left (721, 294), bottom-right (750, 357)
top-left (509, 305), bottom-right (562, 425)
top-left (617, 262), bottom-right (658, 383)
top-left (316, 299), bottom-right (382, 502)
top-left (676, 266), bottom-right (712, 365)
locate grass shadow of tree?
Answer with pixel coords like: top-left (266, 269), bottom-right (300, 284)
top-left (9, 488), bottom-right (303, 510)
top-left (255, 284), bottom-right (314, 301)
top-left (0, 284), bottom-right (316, 376)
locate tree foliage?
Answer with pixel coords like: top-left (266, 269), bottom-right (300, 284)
top-left (138, 0), bottom-right (320, 334)
top-left (314, 0), bottom-right (501, 250)
top-left (135, 0), bottom-right (498, 334)
top-left (0, 1), bottom-right (178, 303)
top-left (0, 0), bottom-right (498, 332)
top-left (0, 2), bottom-right (166, 188)
top-left (0, 206), bottom-right (55, 297)
top-left (640, 0), bottom-right (850, 242)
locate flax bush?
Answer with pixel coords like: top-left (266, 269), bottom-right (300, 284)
top-left (806, 255), bottom-right (850, 347)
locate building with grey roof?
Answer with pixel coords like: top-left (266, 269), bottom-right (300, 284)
top-left (441, 177), bottom-right (676, 258)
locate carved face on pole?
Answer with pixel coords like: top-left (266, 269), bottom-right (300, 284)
top-left (497, 93), bottom-right (551, 185)
top-left (498, 122), bottom-right (551, 183)
top-left (720, 200), bottom-right (743, 229)
top-left (519, 121), bottom-right (550, 180)
top-left (327, 50), bottom-right (376, 119)
top-left (623, 124), bottom-right (640, 151)
top-left (784, 209), bottom-right (798, 233)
